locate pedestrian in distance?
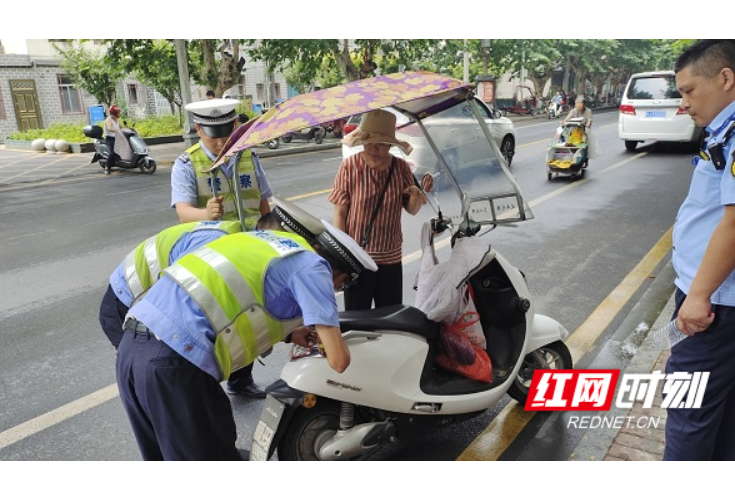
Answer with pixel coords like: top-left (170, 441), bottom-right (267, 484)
top-left (665, 39), bottom-right (735, 461)
top-left (206, 90), bottom-right (215, 99)
top-left (171, 98), bottom-right (273, 397)
top-left (115, 222), bottom-right (376, 460)
top-left (103, 105), bottom-right (122, 175)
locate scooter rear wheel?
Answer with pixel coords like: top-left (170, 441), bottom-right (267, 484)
top-left (507, 340), bottom-right (573, 404)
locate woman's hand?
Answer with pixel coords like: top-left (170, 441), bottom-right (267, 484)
top-left (403, 185), bottom-right (427, 215)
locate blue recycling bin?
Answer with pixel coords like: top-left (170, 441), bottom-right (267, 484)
top-left (89, 105), bottom-right (106, 126)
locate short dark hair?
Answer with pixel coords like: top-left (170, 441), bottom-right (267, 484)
top-left (675, 40), bottom-right (735, 77)
top-left (206, 90), bottom-right (216, 98)
top-left (255, 212), bottom-right (280, 230)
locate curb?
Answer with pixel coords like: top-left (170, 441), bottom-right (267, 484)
top-left (569, 258), bottom-right (675, 461)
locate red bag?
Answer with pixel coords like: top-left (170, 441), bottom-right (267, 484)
top-left (435, 323), bottom-right (493, 383)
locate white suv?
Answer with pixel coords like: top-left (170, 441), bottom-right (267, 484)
top-left (618, 70), bottom-right (703, 152)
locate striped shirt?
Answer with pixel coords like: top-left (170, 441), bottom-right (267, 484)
top-left (327, 153), bottom-right (416, 265)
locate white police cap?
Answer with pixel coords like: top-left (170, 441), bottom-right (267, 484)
top-left (318, 219), bottom-right (378, 274)
top-left (185, 98), bottom-right (238, 138)
top-left (271, 196), bottom-right (326, 244)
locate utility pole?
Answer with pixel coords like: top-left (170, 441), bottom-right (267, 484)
top-left (175, 39), bottom-right (198, 147)
top-left (481, 39), bottom-right (490, 75)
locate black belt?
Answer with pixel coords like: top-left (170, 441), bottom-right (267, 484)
top-left (124, 318), bottom-right (152, 334)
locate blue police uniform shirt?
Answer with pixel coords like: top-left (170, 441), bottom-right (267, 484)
top-left (170, 141), bottom-right (273, 208)
top-left (673, 99), bottom-right (735, 306)
top-left (127, 251), bottom-right (340, 381)
top-left (109, 228), bottom-right (229, 307)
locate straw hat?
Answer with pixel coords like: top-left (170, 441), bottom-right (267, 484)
top-left (342, 109), bottom-right (413, 155)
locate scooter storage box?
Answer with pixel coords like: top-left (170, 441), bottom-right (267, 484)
top-left (83, 125), bottom-right (103, 139)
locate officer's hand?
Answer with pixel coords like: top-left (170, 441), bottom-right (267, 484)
top-left (290, 326), bottom-right (317, 348)
top-left (206, 196), bottom-right (224, 220)
top-left (677, 295), bottom-right (714, 336)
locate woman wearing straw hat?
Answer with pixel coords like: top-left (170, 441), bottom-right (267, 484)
top-left (328, 109), bottom-right (428, 310)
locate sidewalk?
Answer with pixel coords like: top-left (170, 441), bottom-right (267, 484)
top-left (570, 281), bottom-right (674, 461)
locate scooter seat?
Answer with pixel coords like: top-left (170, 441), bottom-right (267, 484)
top-left (339, 305), bottom-right (439, 341)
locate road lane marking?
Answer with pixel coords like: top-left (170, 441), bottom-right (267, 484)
top-left (457, 225), bottom-right (673, 461)
top-left (0, 148), bottom-right (654, 452)
top-left (0, 385), bottom-right (119, 452)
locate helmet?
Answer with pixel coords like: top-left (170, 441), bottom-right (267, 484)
top-left (109, 106), bottom-right (121, 116)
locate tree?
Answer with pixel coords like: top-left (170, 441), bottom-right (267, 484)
top-left (54, 43), bottom-right (122, 108)
top-left (189, 39), bottom-right (245, 97)
top-left (249, 39), bottom-right (457, 86)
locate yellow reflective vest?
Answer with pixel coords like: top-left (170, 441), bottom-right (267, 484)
top-left (165, 231), bottom-right (313, 380)
top-left (122, 221), bottom-right (241, 302)
top-left (187, 144), bottom-right (261, 229)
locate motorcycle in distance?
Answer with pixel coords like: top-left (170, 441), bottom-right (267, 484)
top-left (82, 123), bottom-right (157, 174)
top-left (239, 72), bottom-right (574, 461)
top-left (281, 125), bottom-right (326, 144)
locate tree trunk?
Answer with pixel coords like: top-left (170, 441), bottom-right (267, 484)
top-left (331, 40), bottom-right (359, 82)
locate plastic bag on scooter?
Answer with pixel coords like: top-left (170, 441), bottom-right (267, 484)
top-left (435, 327), bottom-right (492, 383)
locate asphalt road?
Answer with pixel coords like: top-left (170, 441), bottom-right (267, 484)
top-left (0, 110), bottom-right (694, 460)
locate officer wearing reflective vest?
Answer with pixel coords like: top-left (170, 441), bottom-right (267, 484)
top-left (116, 220), bottom-right (377, 460)
top-left (172, 98), bottom-right (273, 397)
top-left (172, 98), bottom-right (271, 226)
top-left (99, 220), bottom-right (242, 350)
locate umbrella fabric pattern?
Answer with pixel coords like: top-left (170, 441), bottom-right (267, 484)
top-left (214, 71), bottom-right (468, 166)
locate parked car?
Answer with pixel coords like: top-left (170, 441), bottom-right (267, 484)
top-left (342, 98), bottom-right (516, 167)
top-left (618, 70), bottom-right (704, 152)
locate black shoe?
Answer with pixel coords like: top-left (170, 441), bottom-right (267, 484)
top-left (226, 381), bottom-right (266, 398)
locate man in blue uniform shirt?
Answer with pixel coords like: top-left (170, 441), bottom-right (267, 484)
top-left (116, 222), bottom-right (376, 460)
top-left (171, 98), bottom-right (272, 397)
top-left (99, 220), bottom-right (241, 350)
top-left (666, 39), bottom-right (735, 460)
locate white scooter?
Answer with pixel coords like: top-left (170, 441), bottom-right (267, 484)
top-left (247, 76), bottom-right (574, 461)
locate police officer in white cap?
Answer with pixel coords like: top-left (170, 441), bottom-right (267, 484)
top-left (170, 97), bottom-right (273, 398)
top-left (115, 216), bottom-right (376, 460)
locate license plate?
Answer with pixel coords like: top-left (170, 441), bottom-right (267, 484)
top-left (645, 111), bottom-right (666, 118)
top-left (250, 395), bottom-right (285, 461)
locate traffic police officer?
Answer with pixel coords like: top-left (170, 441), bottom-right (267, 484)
top-left (99, 220), bottom-right (242, 350)
top-left (172, 98), bottom-right (272, 225)
top-left (666, 39), bottom-right (735, 460)
top-left (116, 222), bottom-right (377, 460)
top-left (171, 98), bottom-right (273, 397)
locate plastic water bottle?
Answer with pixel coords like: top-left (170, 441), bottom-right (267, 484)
top-left (652, 319), bottom-right (688, 348)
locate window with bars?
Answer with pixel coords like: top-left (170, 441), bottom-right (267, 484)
top-left (58, 75), bottom-right (82, 114)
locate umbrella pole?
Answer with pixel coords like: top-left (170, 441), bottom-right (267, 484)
top-left (232, 152), bottom-right (247, 232)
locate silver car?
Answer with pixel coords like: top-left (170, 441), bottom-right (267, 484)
top-left (618, 70), bottom-right (703, 152)
top-left (342, 98), bottom-right (517, 167)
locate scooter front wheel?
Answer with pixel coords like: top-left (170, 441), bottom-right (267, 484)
top-left (507, 340), bottom-right (573, 404)
top-left (139, 158), bottom-right (157, 174)
top-left (277, 398), bottom-right (342, 461)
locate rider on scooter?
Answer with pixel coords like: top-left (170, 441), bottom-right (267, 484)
top-left (103, 105), bottom-right (122, 174)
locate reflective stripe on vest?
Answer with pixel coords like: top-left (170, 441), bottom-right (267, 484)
top-left (165, 231), bottom-right (312, 379)
top-left (122, 221), bottom-right (241, 300)
top-left (187, 144), bottom-right (261, 228)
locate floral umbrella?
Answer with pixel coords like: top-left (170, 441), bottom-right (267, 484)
top-left (213, 71), bottom-right (470, 168)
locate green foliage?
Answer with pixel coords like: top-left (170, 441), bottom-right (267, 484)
top-left (7, 116), bottom-right (183, 143)
top-left (55, 43), bottom-right (123, 107)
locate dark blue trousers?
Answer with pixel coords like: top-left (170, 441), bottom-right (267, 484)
top-left (344, 262), bottom-right (403, 311)
top-left (116, 327), bottom-right (241, 460)
top-left (664, 288), bottom-right (735, 460)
